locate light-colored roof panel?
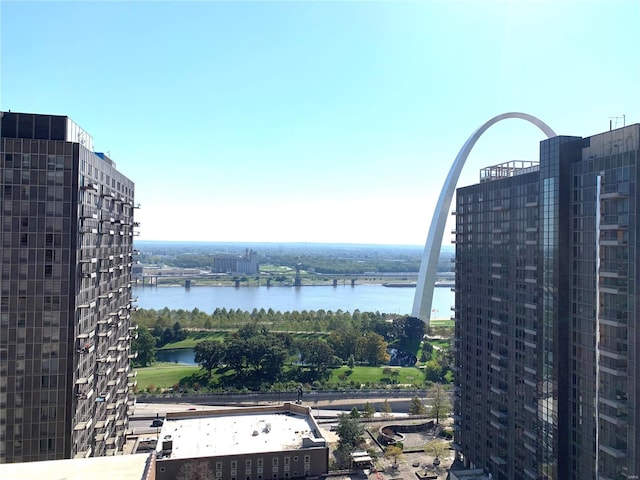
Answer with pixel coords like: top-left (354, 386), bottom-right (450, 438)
top-left (157, 409), bottom-right (326, 460)
top-left (0, 454), bottom-right (150, 480)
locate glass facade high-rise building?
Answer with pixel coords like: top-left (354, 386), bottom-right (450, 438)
top-left (452, 124), bottom-right (639, 480)
top-left (0, 112), bottom-right (137, 462)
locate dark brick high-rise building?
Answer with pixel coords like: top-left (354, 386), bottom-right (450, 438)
top-left (0, 112), bottom-right (138, 462)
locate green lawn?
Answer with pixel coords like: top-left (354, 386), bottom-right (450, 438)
top-left (329, 365), bottom-right (424, 385)
top-left (135, 362), bottom-right (427, 391)
top-left (159, 332), bottom-right (227, 349)
top-left (135, 362), bottom-right (200, 390)
top-left (429, 319), bottom-right (454, 328)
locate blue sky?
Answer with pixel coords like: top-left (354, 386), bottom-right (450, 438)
top-left (2, 1), bottom-right (639, 245)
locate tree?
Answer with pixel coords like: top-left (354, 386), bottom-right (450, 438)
top-left (424, 359), bottom-right (444, 382)
top-left (362, 402), bottom-right (376, 418)
top-left (298, 338), bottom-right (337, 372)
top-left (424, 439), bottom-right (448, 463)
top-left (384, 445), bottom-right (403, 466)
top-left (420, 341), bottom-right (434, 362)
top-left (408, 395), bottom-right (427, 415)
top-left (349, 407), bottom-right (361, 419)
top-left (335, 413), bottom-right (364, 449)
top-left (391, 316), bottom-right (425, 344)
top-left (359, 333), bottom-right (390, 365)
top-left (435, 343), bottom-right (454, 373)
top-left (347, 354), bottom-right (355, 370)
top-left (429, 384), bottom-right (451, 425)
top-left (172, 321), bottom-right (187, 341)
top-left (194, 340), bottom-right (225, 376)
top-left (132, 325), bottom-right (156, 367)
top-left (382, 399), bottom-right (392, 418)
top-left (223, 326), bottom-right (289, 381)
top-left (328, 328), bottom-right (360, 361)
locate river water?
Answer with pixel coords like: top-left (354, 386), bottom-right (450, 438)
top-left (134, 284), bottom-right (454, 317)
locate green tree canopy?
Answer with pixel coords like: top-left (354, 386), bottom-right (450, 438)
top-left (409, 395), bottom-right (427, 415)
top-left (429, 384), bottom-right (451, 425)
top-left (194, 339), bottom-right (225, 376)
top-left (223, 325), bottom-right (291, 381)
top-left (382, 399), bottom-right (393, 417)
top-left (132, 325), bottom-right (156, 367)
top-left (297, 338), bottom-right (337, 372)
top-left (335, 413), bottom-right (364, 449)
top-left (424, 359), bottom-right (444, 382)
top-left (424, 439), bottom-right (448, 460)
top-left (359, 333), bottom-right (390, 365)
top-left (362, 402), bottom-right (376, 418)
top-left (384, 445), bottom-right (403, 465)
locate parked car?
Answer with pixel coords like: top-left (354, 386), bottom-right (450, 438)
top-left (151, 418), bottom-right (163, 427)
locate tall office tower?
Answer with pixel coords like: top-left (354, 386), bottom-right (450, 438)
top-left (0, 112), bottom-right (138, 462)
top-left (452, 124), bottom-right (639, 480)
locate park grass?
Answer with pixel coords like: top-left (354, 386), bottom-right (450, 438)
top-left (430, 338), bottom-right (450, 350)
top-left (329, 365), bottom-right (424, 385)
top-left (135, 362), bottom-right (201, 390)
top-left (159, 332), bottom-right (226, 349)
top-left (135, 362), bottom-right (427, 391)
top-left (429, 319), bottom-right (454, 328)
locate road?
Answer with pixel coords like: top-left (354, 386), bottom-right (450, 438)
top-left (129, 389), bottom-right (448, 433)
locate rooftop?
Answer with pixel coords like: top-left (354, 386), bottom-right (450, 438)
top-left (449, 469), bottom-right (493, 480)
top-left (0, 453), bottom-right (151, 480)
top-left (479, 160), bottom-right (539, 183)
top-left (156, 403), bottom-right (326, 460)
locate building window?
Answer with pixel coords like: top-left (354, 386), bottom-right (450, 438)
top-left (304, 456), bottom-right (310, 464)
top-left (246, 460), bottom-right (252, 468)
top-left (231, 461), bottom-right (237, 469)
top-left (257, 459), bottom-right (263, 467)
top-left (216, 462), bottom-right (223, 471)
top-left (284, 457), bottom-right (290, 466)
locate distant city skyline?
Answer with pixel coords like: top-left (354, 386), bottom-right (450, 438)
top-left (2, 0), bottom-right (639, 244)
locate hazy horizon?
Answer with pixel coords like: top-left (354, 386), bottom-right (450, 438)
top-left (135, 239), bottom-right (430, 248)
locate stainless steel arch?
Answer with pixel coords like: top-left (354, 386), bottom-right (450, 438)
top-left (412, 112), bottom-right (556, 323)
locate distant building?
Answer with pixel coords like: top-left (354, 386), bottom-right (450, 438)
top-left (453, 124), bottom-right (640, 479)
top-left (213, 248), bottom-right (259, 275)
top-left (154, 403), bottom-right (329, 480)
top-left (0, 112), bottom-right (137, 462)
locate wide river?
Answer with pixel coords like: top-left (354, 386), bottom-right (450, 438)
top-left (133, 284), bottom-right (454, 317)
